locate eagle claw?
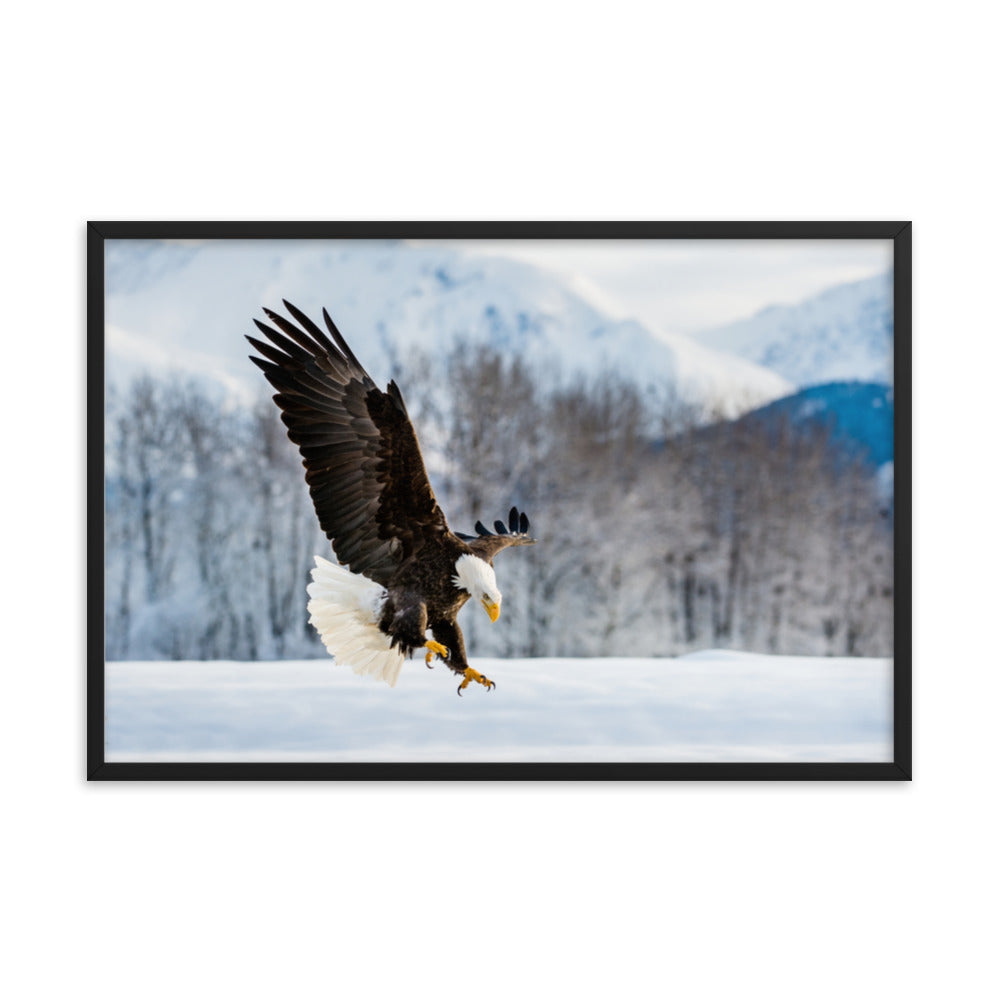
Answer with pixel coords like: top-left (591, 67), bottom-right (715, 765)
top-left (457, 667), bottom-right (495, 696)
top-left (425, 640), bottom-right (449, 667)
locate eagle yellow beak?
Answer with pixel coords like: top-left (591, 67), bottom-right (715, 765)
top-left (481, 597), bottom-right (500, 623)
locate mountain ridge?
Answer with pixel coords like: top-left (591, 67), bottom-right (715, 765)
top-left (104, 240), bottom-right (794, 417)
top-left (697, 272), bottom-right (893, 388)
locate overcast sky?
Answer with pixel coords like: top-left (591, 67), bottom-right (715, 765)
top-left (439, 239), bottom-right (893, 337)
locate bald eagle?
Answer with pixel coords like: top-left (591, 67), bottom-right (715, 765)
top-left (247, 301), bottom-right (535, 694)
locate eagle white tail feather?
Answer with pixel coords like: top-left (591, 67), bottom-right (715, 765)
top-left (307, 556), bottom-right (406, 687)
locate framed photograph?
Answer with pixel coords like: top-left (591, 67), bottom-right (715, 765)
top-left (88, 222), bottom-right (911, 780)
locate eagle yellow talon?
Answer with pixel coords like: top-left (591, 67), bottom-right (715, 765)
top-left (425, 640), bottom-right (449, 666)
top-left (457, 666), bottom-right (495, 695)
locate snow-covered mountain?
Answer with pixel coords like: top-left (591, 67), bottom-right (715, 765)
top-left (696, 272), bottom-right (894, 388)
top-left (105, 240), bottom-right (792, 416)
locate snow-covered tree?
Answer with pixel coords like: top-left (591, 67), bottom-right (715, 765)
top-left (105, 345), bottom-right (893, 662)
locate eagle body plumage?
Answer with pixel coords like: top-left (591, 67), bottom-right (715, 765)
top-left (247, 302), bottom-right (534, 693)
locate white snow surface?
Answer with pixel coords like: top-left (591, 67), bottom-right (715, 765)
top-left (105, 239), bottom-right (793, 417)
top-left (105, 651), bottom-right (893, 763)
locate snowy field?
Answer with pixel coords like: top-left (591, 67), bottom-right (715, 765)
top-left (105, 651), bottom-right (893, 763)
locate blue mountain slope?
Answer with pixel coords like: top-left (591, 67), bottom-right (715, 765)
top-left (742, 382), bottom-right (893, 466)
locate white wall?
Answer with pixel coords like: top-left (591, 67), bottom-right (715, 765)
top-left (5, 3), bottom-right (995, 998)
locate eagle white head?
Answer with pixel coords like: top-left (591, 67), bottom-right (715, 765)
top-left (453, 554), bottom-right (502, 622)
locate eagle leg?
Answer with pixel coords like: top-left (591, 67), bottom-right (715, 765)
top-left (425, 640), bottom-right (449, 667)
top-left (457, 666), bottom-right (495, 696)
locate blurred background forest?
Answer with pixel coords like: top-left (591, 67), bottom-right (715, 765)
top-left (103, 239), bottom-right (894, 662)
top-left (104, 348), bottom-right (893, 661)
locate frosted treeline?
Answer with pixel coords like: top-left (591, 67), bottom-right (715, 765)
top-left (104, 342), bottom-right (893, 661)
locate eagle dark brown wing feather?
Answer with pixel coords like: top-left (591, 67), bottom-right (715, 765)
top-left (455, 506), bottom-right (535, 561)
top-left (247, 301), bottom-right (450, 586)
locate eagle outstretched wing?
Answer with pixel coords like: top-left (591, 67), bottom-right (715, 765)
top-left (455, 506), bottom-right (534, 562)
top-left (247, 301), bottom-right (450, 586)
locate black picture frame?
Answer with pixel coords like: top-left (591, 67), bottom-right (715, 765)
top-left (88, 221), bottom-right (912, 781)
